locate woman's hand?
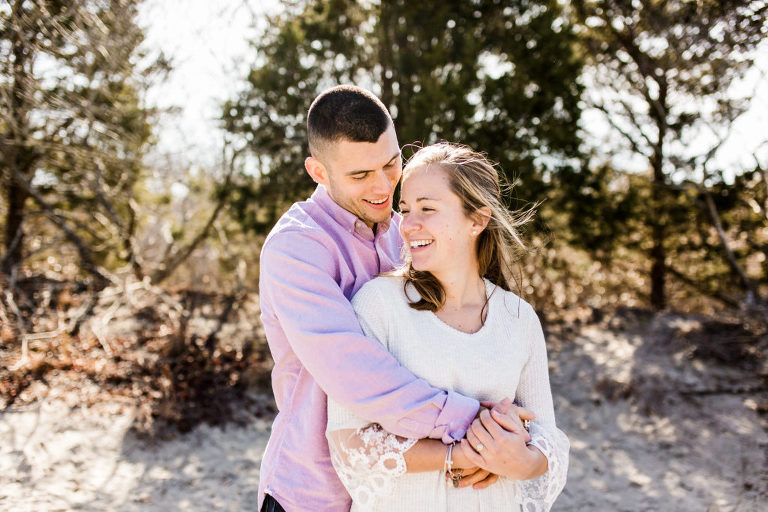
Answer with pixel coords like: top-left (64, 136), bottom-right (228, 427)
top-left (462, 408), bottom-right (547, 480)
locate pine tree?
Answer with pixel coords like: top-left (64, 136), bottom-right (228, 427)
top-left (222, 0), bottom-right (584, 232)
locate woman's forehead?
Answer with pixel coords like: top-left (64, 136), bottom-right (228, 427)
top-left (401, 165), bottom-right (452, 195)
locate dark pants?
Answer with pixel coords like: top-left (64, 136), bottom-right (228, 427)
top-left (261, 494), bottom-right (286, 512)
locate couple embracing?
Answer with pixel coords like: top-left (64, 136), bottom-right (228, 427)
top-left (257, 85), bottom-right (569, 512)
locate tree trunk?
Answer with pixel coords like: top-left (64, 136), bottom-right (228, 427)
top-left (649, 215), bottom-right (666, 310)
top-left (650, 148), bottom-right (666, 310)
top-left (649, 77), bottom-right (668, 311)
top-left (2, 0), bottom-right (32, 275)
top-left (377, 1), bottom-right (394, 110)
top-left (1, 180), bottom-right (27, 275)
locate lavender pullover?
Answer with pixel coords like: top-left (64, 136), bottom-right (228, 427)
top-left (256, 185), bottom-right (480, 512)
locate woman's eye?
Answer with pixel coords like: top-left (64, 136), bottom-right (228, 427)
top-left (400, 209), bottom-right (409, 215)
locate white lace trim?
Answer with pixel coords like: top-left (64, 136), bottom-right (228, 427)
top-left (519, 421), bottom-right (570, 512)
top-left (328, 423), bottom-right (417, 508)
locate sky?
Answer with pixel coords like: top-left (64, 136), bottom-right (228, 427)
top-left (138, 0), bottom-right (279, 169)
top-left (581, 46), bottom-right (768, 180)
top-left (139, 0), bottom-right (768, 181)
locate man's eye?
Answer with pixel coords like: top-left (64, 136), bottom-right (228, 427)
top-left (352, 174), bottom-right (367, 180)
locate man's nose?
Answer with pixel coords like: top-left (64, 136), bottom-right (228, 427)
top-left (371, 169), bottom-right (393, 192)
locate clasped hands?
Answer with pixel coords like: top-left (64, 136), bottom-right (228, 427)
top-left (446, 397), bottom-right (541, 489)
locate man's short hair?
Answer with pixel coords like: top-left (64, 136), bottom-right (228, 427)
top-left (307, 85), bottom-right (393, 158)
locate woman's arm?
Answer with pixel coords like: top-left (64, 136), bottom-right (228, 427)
top-left (455, 304), bottom-right (569, 511)
top-left (477, 304), bottom-right (569, 510)
top-left (327, 396), bottom-right (525, 499)
top-left (327, 422), bottom-right (497, 494)
top-left (329, 429), bottom-right (474, 473)
top-left (513, 307), bottom-right (569, 488)
top-left (402, 436), bottom-right (499, 489)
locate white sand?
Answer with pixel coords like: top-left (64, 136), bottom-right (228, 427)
top-left (0, 400), bottom-right (270, 511)
top-left (1, 315), bottom-right (767, 511)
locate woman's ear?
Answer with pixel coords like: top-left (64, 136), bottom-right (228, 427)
top-left (471, 206), bottom-right (492, 234)
top-left (305, 156), bottom-right (328, 185)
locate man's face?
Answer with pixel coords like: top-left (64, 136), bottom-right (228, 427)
top-left (316, 125), bottom-right (402, 228)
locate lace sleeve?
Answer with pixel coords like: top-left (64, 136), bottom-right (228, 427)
top-left (514, 304), bottom-right (570, 511)
top-left (327, 397), bottom-right (417, 508)
top-left (519, 421), bottom-right (570, 511)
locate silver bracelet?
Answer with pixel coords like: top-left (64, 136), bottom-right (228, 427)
top-left (444, 442), bottom-right (462, 487)
top-left (443, 442), bottom-right (454, 473)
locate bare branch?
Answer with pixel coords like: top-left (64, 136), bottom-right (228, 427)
top-left (7, 165), bottom-right (116, 285)
top-left (89, 157), bottom-right (146, 279)
top-left (2, 278), bottom-right (30, 369)
top-left (700, 186), bottom-right (759, 305)
top-left (150, 167), bottom-right (236, 285)
top-left (615, 96), bottom-right (655, 148)
top-left (666, 265), bottom-right (741, 309)
top-left (592, 101), bottom-right (652, 160)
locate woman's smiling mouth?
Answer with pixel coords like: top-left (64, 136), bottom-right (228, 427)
top-left (408, 239), bottom-right (433, 249)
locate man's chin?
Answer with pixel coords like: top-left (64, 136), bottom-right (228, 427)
top-left (369, 213), bottom-right (391, 226)
top-left (360, 208), bottom-right (391, 225)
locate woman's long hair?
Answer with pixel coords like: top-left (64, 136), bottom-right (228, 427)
top-left (393, 142), bottom-right (534, 312)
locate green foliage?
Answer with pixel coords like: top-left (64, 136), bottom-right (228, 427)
top-left (553, 164), bottom-right (642, 258)
top-left (223, 0), bottom-right (585, 232)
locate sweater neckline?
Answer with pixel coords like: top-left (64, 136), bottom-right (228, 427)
top-left (426, 279), bottom-right (498, 338)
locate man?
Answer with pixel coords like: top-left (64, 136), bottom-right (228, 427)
top-left (257, 85), bottom-right (521, 512)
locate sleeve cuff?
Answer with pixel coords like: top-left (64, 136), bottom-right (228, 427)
top-left (431, 392), bottom-right (479, 443)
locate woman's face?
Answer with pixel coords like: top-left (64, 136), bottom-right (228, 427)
top-left (398, 165), bottom-right (478, 276)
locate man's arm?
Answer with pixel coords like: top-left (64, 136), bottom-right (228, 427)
top-left (260, 232), bottom-right (479, 442)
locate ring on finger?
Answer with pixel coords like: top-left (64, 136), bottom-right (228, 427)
top-left (475, 442), bottom-right (484, 453)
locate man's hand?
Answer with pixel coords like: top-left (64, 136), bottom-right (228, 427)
top-left (476, 397), bottom-right (512, 417)
top-left (444, 466), bottom-right (498, 489)
top-left (480, 399), bottom-right (535, 443)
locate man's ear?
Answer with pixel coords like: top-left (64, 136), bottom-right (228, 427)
top-left (471, 206), bottom-right (492, 233)
top-left (305, 156), bottom-right (329, 185)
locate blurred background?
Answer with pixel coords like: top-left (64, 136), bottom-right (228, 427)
top-left (1, 1), bottom-right (767, 510)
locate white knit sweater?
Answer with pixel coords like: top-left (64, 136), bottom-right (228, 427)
top-left (326, 276), bottom-right (569, 512)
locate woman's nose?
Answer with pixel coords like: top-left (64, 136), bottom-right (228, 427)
top-left (401, 213), bottom-right (420, 233)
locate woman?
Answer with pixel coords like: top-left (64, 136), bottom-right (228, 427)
top-left (326, 143), bottom-right (569, 511)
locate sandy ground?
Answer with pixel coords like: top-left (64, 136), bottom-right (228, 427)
top-left (2, 313), bottom-right (767, 511)
top-left (0, 400), bottom-right (271, 511)
top-left (551, 314), bottom-right (768, 511)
